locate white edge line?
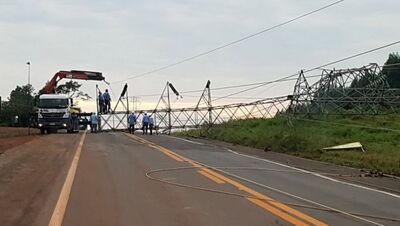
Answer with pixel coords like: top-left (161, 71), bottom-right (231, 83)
top-left (175, 136), bottom-right (400, 199)
top-left (48, 132), bottom-right (87, 226)
top-left (161, 137), bottom-right (382, 225)
top-left (168, 136), bottom-right (205, 145)
top-left (210, 164), bottom-right (383, 226)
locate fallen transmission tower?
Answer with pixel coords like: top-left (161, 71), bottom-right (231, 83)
top-left (147, 81), bottom-right (289, 134)
top-left (288, 63), bottom-right (400, 115)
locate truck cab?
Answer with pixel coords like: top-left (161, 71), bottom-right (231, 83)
top-left (38, 94), bottom-right (75, 134)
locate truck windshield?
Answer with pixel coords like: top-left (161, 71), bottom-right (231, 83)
top-left (39, 99), bottom-right (69, 108)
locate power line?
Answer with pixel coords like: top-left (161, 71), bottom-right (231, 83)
top-left (111, 0), bottom-right (345, 84)
top-left (315, 62), bottom-right (400, 72)
top-left (212, 40), bottom-right (400, 101)
top-left (130, 40), bottom-right (400, 102)
top-left (292, 117), bottom-right (400, 133)
top-left (132, 76), bottom-right (300, 98)
top-left (182, 95), bottom-right (267, 100)
top-left (308, 41), bottom-right (400, 73)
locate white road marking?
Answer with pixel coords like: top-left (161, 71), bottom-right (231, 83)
top-left (48, 132), bottom-right (87, 226)
top-left (206, 163), bottom-right (383, 226)
top-left (175, 136), bottom-right (400, 199)
top-left (167, 135), bottom-right (205, 145)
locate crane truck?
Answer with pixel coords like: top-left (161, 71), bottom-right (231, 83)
top-left (37, 70), bottom-right (106, 134)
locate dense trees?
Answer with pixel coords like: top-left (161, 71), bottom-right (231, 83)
top-left (0, 81), bottom-right (90, 126)
top-left (382, 52), bottom-right (400, 88)
top-left (55, 81), bottom-right (91, 100)
top-left (0, 85), bottom-right (35, 126)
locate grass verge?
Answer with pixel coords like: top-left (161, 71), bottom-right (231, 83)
top-left (176, 115), bottom-right (400, 176)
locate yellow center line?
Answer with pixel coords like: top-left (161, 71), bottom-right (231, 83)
top-left (48, 131), bottom-right (87, 226)
top-left (198, 170), bottom-right (226, 184)
top-left (158, 149), bottom-right (184, 162)
top-left (201, 168), bottom-right (328, 226)
top-left (125, 134), bottom-right (328, 226)
top-left (247, 198), bottom-right (309, 226)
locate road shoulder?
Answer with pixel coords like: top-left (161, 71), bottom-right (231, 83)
top-left (0, 133), bottom-right (83, 226)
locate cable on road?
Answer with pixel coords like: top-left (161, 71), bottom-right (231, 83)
top-left (146, 166), bottom-right (399, 225)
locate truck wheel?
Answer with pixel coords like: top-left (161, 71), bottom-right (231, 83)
top-left (47, 128), bottom-right (57, 134)
top-left (40, 128), bottom-right (45, 134)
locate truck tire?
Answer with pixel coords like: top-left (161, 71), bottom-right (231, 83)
top-left (46, 128), bottom-right (57, 134)
top-left (40, 128), bottom-right (45, 134)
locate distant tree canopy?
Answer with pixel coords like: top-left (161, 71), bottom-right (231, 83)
top-left (0, 85), bottom-right (35, 126)
top-left (350, 52), bottom-right (400, 89)
top-left (0, 81), bottom-right (91, 126)
top-left (55, 81), bottom-right (91, 100)
top-left (37, 81), bottom-right (91, 100)
top-left (382, 52), bottom-right (400, 88)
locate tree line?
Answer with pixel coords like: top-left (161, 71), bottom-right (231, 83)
top-left (0, 81), bottom-right (88, 127)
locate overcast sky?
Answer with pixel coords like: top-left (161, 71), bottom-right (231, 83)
top-left (1, 0), bottom-right (399, 110)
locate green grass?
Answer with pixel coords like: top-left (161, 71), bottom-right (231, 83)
top-left (176, 115), bottom-right (400, 176)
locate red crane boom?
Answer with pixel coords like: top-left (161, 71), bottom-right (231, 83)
top-left (44, 70), bottom-right (106, 94)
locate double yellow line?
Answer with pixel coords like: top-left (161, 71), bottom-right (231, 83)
top-left (126, 134), bottom-right (328, 226)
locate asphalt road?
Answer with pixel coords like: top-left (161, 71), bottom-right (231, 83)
top-left (0, 132), bottom-right (399, 226)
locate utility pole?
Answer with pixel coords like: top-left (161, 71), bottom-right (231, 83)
top-left (126, 83), bottom-right (129, 128)
top-left (26, 62), bottom-right (31, 135)
top-left (26, 62), bottom-right (31, 85)
top-left (167, 82), bottom-right (171, 135)
top-left (206, 80), bottom-right (212, 125)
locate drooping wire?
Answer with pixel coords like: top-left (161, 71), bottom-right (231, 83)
top-left (111, 0), bottom-right (345, 84)
top-left (211, 40), bottom-right (400, 102)
top-left (131, 41), bottom-right (400, 101)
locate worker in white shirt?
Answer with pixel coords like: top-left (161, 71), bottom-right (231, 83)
top-left (149, 115), bottom-right (154, 135)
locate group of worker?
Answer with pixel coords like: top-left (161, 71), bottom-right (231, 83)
top-left (98, 89), bottom-right (111, 114)
top-left (96, 88), bottom-right (156, 134)
top-left (128, 112), bottom-right (155, 135)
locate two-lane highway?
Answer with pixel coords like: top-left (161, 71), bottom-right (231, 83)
top-left (1, 132), bottom-right (399, 226)
top-left (57, 132), bottom-right (400, 226)
top-left (62, 132), bottom-right (316, 226)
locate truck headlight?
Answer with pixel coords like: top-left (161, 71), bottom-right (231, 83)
top-left (62, 123), bottom-right (67, 127)
top-left (38, 123), bottom-right (43, 127)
